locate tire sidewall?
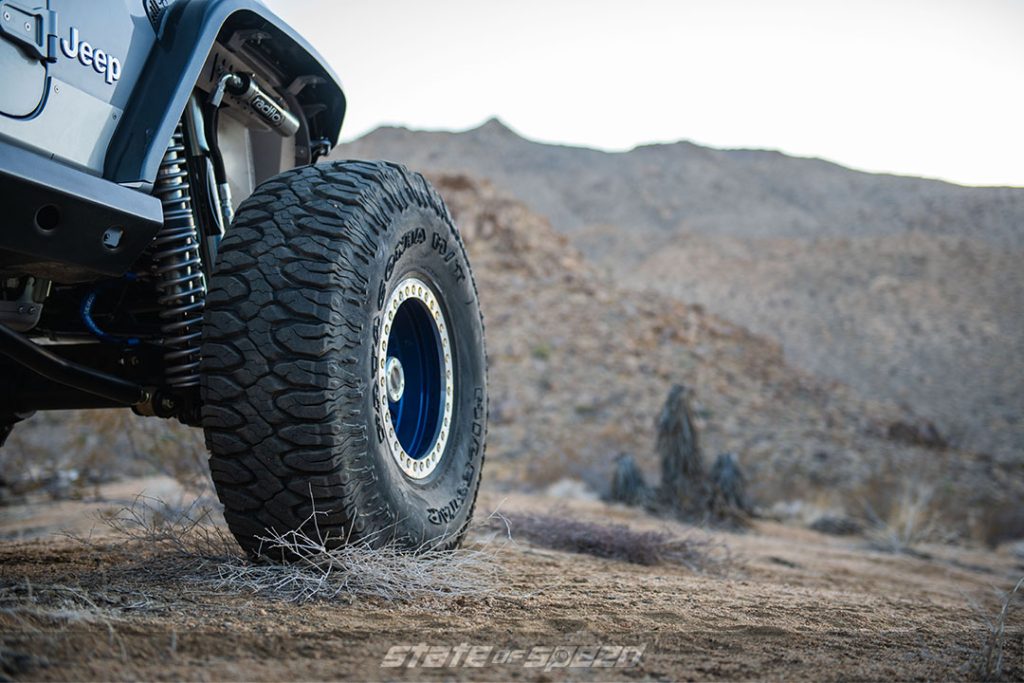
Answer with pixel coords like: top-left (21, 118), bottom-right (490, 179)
top-left (358, 202), bottom-right (486, 546)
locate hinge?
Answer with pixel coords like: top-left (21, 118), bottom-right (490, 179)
top-left (0, 2), bottom-right (58, 63)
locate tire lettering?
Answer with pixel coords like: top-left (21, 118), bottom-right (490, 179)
top-left (431, 231), bottom-right (467, 283)
top-left (426, 387), bottom-right (485, 524)
top-left (381, 228), bottom-right (427, 306)
top-left (427, 462), bottom-right (476, 525)
top-left (371, 314), bottom-right (386, 442)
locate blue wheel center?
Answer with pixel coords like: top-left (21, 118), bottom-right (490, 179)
top-left (387, 297), bottom-right (445, 460)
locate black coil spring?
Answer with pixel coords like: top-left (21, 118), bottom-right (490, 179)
top-left (152, 125), bottom-right (205, 388)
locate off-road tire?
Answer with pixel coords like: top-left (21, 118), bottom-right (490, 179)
top-left (200, 161), bottom-right (487, 557)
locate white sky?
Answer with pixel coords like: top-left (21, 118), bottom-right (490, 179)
top-left (265, 0), bottom-right (1024, 187)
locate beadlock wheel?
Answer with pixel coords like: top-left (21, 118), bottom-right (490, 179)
top-left (201, 161), bottom-right (487, 555)
top-left (377, 276), bottom-right (454, 479)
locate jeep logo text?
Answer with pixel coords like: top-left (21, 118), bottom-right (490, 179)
top-left (60, 27), bottom-right (122, 85)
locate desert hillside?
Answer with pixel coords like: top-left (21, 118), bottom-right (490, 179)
top-left (333, 120), bottom-right (1024, 461)
top-left (433, 174), bottom-right (1019, 542)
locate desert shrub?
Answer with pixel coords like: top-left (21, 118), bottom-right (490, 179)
top-left (657, 384), bottom-right (707, 515)
top-left (117, 415), bottom-right (210, 492)
top-left (608, 452), bottom-right (654, 507)
top-left (885, 418), bottom-right (948, 450)
top-left (862, 484), bottom-right (942, 554)
top-left (651, 385), bottom-right (753, 526)
top-left (0, 411), bottom-right (134, 500)
top-left (97, 494), bottom-right (237, 559)
top-left (707, 452), bottom-right (753, 521)
top-left (492, 510), bottom-right (727, 572)
top-left (977, 505), bottom-right (1024, 549)
top-left (809, 514), bottom-right (863, 536)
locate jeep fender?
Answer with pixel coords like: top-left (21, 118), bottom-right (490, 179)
top-left (104, 0), bottom-right (346, 187)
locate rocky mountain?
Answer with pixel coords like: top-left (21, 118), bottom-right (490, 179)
top-left (337, 118), bottom-right (1024, 246)
top-left (333, 120), bottom-right (1024, 461)
top-left (432, 174), bottom-right (1020, 543)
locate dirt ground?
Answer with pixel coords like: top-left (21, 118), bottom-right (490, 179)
top-left (0, 478), bottom-right (1021, 682)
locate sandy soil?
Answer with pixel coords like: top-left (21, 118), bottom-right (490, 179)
top-left (0, 479), bottom-right (1021, 681)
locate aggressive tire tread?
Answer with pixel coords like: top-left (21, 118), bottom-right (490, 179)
top-left (201, 161), bottom-right (486, 555)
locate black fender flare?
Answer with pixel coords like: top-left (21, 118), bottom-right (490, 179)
top-left (104, 0), bottom-right (345, 186)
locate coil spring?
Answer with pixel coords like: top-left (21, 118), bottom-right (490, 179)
top-left (152, 124), bottom-right (205, 388)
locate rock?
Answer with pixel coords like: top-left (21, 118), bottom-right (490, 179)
top-left (810, 515), bottom-right (864, 536)
top-left (544, 478), bottom-right (599, 502)
top-left (886, 419), bottom-right (947, 450)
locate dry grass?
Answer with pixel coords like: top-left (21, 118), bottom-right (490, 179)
top-left (0, 582), bottom-right (131, 670)
top-left (85, 496), bottom-right (507, 604)
top-left (213, 522), bottom-right (505, 603)
top-left (862, 484), bottom-right (942, 555)
top-left (968, 576), bottom-right (1024, 681)
top-left (94, 500), bottom-right (727, 604)
top-left (92, 494), bottom-right (238, 559)
top-left (490, 510), bottom-right (729, 572)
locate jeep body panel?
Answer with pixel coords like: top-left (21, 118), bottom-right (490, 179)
top-left (0, 0), bottom-right (346, 280)
top-left (0, 0), bottom-right (153, 174)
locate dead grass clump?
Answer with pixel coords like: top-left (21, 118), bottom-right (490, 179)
top-left (94, 497), bottom-right (505, 604)
top-left (968, 576), bottom-right (1024, 681)
top-left (493, 511), bottom-right (728, 572)
top-left (95, 494), bottom-right (239, 560)
top-left (213, 522), bottom-right (504, 603)
top-left (862, 484), bottom-right (942, 556)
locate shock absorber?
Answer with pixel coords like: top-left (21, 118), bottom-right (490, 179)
top-left (152, 124), bottom-right (205, 388)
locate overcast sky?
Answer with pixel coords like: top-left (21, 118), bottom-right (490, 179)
top-left (265, 0), bottom-right (1024, 187)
